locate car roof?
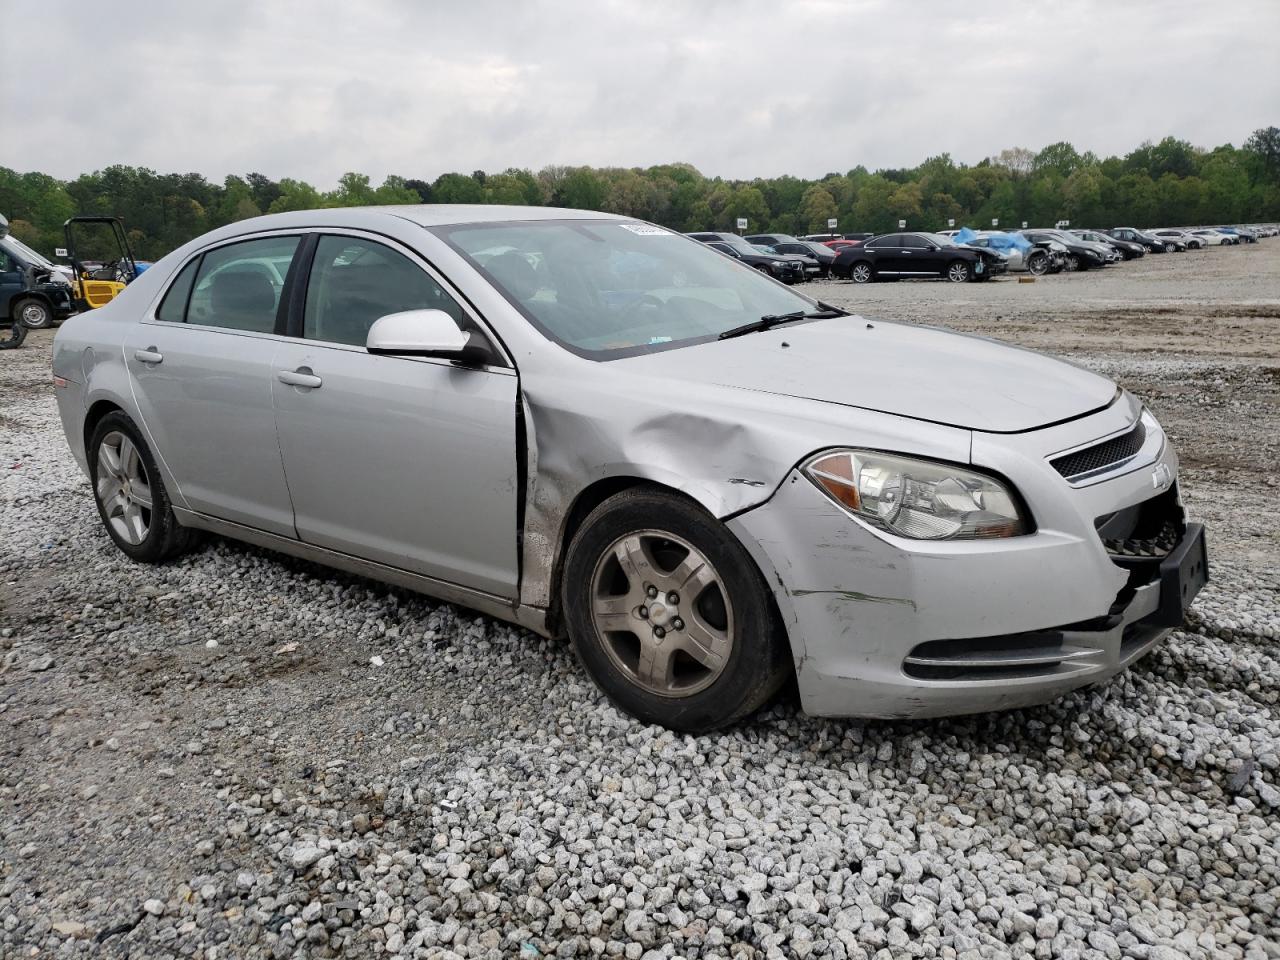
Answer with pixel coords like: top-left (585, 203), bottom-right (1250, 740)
top-left (354, 204), bottom-right (626, 226)
top-left (232, 204), bottom-right (626, 232)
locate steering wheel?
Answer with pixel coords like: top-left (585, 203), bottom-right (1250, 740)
top-left (613, 293), bottom-right (666, 323)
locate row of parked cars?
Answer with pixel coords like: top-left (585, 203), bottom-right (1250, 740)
top-left (685, 223), bottom-right (1274, 285)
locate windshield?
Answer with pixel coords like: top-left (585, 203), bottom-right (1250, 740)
top-left (436, 220), bottom-right (818, 358)
top-left (1, 235), bottom-right (57, 269)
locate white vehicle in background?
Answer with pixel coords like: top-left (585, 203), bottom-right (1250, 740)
top-left (1190, 229), bottom-right (1232, 246)
top-left (1151, 229), bottom-right (1205, 250)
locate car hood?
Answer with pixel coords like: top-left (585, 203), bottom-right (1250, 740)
top-left (624, 316), bottom-right (1117, 433)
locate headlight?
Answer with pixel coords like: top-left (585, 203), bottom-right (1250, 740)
top-left (802, 450), bottom-right (1028, 540)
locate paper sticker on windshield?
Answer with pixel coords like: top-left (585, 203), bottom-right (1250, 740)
top-left (619, 223), bottom-right (673, 236)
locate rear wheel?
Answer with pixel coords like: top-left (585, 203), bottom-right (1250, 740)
top-left (562, 489), bottom-right (791, 732)
top-left (88, 412), bottom-right (194, 563)
top-left (16, 298), bottom-right (54, 329)
top-left (850, 262), bottom-right (874, 284)
top-left (946, 260), bottom-right (971, 282)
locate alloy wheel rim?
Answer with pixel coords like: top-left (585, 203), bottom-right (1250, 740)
top-left (948, 263), bottom-right (967, 282)
top-left (95, 431), bottom-right (152, 545)
top-left (590, 531), bottom-right (734, 698)
top-left (852, 264), bottom-right (871, 282)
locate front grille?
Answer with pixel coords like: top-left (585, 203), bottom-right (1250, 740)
top-left (1103, 518), bottom-right (1180, 559)
top-left (1052, 421), bottom-right (1146, 480)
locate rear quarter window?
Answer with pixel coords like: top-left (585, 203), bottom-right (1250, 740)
top-left (155, 257), bottom-right (200, 323)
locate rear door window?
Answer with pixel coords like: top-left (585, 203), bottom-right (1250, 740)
top-left (187, 236), bottom-right (300, 332)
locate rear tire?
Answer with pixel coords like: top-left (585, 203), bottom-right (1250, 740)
top-left (562, 489), bottom-right (791, 732)
top-left (88, 412), bottom-right (195, 564)
top-left (0, 317), bottom-right (26, 350)
top-left (15, 298), bottom-right (54, 330)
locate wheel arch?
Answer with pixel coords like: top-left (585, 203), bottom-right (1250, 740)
top-left (544, 476), bottom-right (786, 651)
top-left (83, 398), bottom-right (125, 455)
top-left (10, 292), bottom-right (56, 320)
top-left (546, 476), bottom-right (684, 635)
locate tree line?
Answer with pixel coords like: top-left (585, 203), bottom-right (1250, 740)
top-left (2, 128), bottom-right (1277, 262)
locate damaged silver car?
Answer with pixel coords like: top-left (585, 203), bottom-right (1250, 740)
top-left (51, 206), bottom-right (1209, 731)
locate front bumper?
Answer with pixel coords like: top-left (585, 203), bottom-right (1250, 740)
top-left (728, 398), bottom-right (1208, 719)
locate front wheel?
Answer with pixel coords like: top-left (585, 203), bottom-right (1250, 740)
top-left (850, 262), bottom-right (874, 284)
top-left (1064, 254), bottom-right (1081, 272)
top-left (1027, 252), bottom-right (1049, 276)
top-left (562, 490), bottom-right (791, 732)
top-left (946, 260), bottom-right (972, 282)
top-left (16, 298), bottom-right (54, 329)
top-left (88, 412), bottom-right (195, 563)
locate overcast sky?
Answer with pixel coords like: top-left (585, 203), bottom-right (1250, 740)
top-left (4, 0), bottom-right (1277, 187)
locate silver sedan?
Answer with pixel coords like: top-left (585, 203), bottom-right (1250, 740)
top-left (51, 206), bottom-right (1209, 731)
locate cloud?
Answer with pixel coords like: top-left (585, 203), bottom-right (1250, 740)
top-left (3, 0), bottom-right (1277, 187)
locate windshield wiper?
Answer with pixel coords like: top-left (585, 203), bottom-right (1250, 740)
top-left (717, 308), bottom-right (846, 341)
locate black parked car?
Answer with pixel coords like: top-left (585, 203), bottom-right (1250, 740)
top-left (832, 232), bottom-right (1007, 283)
top-left (1072, 229), bottom-right (1145, 260)
top-left (1106, 227), bottom-right (1169, 253)
top-left (686, 232), bottom-right (805, 283)
top-left (745, 234), bottom-right (837, 277)
top-left (1, 215), bottom-right (75, 334)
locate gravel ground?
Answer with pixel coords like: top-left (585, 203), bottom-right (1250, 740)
top-left (2, 243), bottom-right (1279, 959)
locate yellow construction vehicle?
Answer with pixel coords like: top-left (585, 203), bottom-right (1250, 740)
top-left (60, 216), bottom-right (139, 311)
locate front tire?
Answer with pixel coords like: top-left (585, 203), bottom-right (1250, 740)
top-left (1027, 252), bottom-right (1049, 276)
top-left (1065, 254), bottom-right (1081, 272)
top-left (850, 262), bottom-right (874, 284)
top-left (16, 298), bottom-right (54, 329)
top-left (562, 489), bottom-right (791, 732)
top-left (946, 260), bottom-right (972, 283)
top-left (88, 412), bottom-right (194, 563)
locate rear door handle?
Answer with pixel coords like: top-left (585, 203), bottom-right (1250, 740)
top-left (134, 347), bottom-right (163, 364)
top-left (277, 368), bottom-right (322, 389)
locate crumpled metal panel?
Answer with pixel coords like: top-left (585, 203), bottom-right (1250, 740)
top-left (515, 372), bottom-right (972, 611)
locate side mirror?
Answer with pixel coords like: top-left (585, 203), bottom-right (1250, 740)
top-left (366, 309), bottom-right (494, 365)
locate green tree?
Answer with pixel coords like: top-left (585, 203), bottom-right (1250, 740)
top-left (798, 185), bottom-right (837, 232)
top-left (554, 168), bottom-right (608, 210)
top-left (268, 179), bottom-right (324, 213)
top-left (432, 172), bottom-right (486, 204)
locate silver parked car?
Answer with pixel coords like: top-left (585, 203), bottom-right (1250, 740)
top-left (51, 206), bottom-right (1209, 731)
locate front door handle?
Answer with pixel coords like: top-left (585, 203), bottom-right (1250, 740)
top-left (277, 367), bottom-right (322, 389)
top-left (134, 347), bottom-right (163, 364)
